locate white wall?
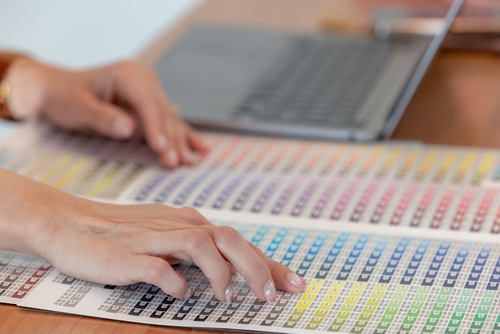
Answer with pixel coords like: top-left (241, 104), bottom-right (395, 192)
top-left (0, 0), bottom-right (203, 68)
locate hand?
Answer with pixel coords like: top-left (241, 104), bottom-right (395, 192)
top-left (0, 169), bottom-right (306, 302)
top-left (6, 58), bottom-right (208, 168)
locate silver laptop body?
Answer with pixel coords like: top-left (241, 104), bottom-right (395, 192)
top-left (154, 0), bottom-right (463, 141)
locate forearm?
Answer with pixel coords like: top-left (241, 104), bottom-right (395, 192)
top-left (0, 167), bottom-right (306, 300)
top-left (0, 168), bottom-right (59, 256)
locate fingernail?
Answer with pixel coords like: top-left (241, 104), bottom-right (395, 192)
top-left (183, 287), bottom-right (193, 299)
top-left (169, 150), bottom-right (179, 166)
top-left (287, 273), bottom-right (307, 290)
top-left (112, 117), bottom-right (133, 138)
top-left (158, 134), bottom-right (167, 151)
top-left (224, 284), bottom-right (234, 303)
top-left (263, 279), bottom-right (276, 303)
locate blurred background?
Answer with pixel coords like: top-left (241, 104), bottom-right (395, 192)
top-left (0, 0), bottom-right (499, 143)
top-left (0, 0), bottom-right (202, 140)
top-left (0, 0), bottom-right (202, 68)
top-left (1, 0), bottom-right (498, 69)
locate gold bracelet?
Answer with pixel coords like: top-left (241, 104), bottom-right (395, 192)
top-left (0, 53), bottom-right (23, 121)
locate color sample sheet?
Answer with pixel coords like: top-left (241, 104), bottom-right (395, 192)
top-left (0, 123), bottom-right (155, 200)
top-left (0, 251), bottom-right (51, 304)
top-left (3, 122), bottom-right (500, 333)
top-left (16, 218), bottom-right (500, 333)
top-left (3, 123), bottom-right (500, 235)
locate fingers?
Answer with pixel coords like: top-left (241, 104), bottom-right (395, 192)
top-left (133, 221), bottom-right (305, 303)
top-left (179, 229), bottom-right (235, 302)
top-left (187, 126), bottom-right (209, 153)
top-left (80, 94), bottom-right (136, 140)
top-left (126, 254), bottom-right (193, 299)
top-left (159, 108), bottom-right (181, 168)
top-left (172, 109), bottom-right (210, 164)
top-left (173, 118), bottom-right (196, 166)
top-left (211, 226), bottom-right (279, 302)
top-left (102, 62), bottom-right (166, 154)
top-left (10, 59), bottom-right (206, 167)
top-left (209, 227), bottom-right (306, 301)
top-left (121, 84), bottom-right (166, 154)
top-left (156, 99), bottom-right (204, 168)
top-left (96, 202), bottom-right (305, 303)
top-left (137, 224), bottom-right (287, 303)
top-left (248, 242), bottom-right (307, 293)
top-left (144, 229), bottom-right (234, 302)
top-left (105, 62), bottom-right (207, 167)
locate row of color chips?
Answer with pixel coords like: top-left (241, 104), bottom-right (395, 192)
top-left (45, 223), bottom-right (500, 333)
top-left (26, 126), bottom-right (500, 185)
top-left (0, 252), bottom-right (51, 301)
top-left (8, 126), bottom-right (500, 207)
top-left (133, 167), bottom-right (500, 233)
top-left (1, 128), bottom-right (153, 199)
top-left (187, 135), bottom-right (500, 184)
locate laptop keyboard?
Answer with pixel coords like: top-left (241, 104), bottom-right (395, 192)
top-left (232, 36), bottom-right (394, 127)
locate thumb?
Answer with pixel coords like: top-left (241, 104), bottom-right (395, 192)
top-left (81, 95), bottom-right (136, 140)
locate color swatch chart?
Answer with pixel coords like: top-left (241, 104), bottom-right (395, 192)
top-left (0, 123), bottom-right (156, 200)
top-left (17, 221), bottom-right (500, 334)
top-left (123, 132), bottom-right (500, 234)
top-left (0, 251), bottom-right (52, 304)
top-left (6, 123), bottom-right (500, 235)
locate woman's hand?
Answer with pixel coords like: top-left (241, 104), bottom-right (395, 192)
top-left (6, 58), bottom-right (207, 168)
top-left (0, 169), bottom-right (306, 302)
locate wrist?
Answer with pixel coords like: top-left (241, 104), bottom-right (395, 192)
top-left (0, 169), bottom-right (54, 256)
top-left (0, 53), bottom-right (28, 121)
top-left (6, 57), bottom-right (45, 120)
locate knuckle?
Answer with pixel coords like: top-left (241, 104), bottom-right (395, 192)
top-left (185, 229), bottom-right (211, 253)
top-left (179, 206), bottom-right (204, 221)
top-left (143, 258), bottom-right (169, 284)
top-left (214, 226), bottom-right (243, 251)
top-left (215, 226), bottom-right (241, 245)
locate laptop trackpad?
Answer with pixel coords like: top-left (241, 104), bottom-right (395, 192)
top-left (155, 27), bottom-right (286, 121)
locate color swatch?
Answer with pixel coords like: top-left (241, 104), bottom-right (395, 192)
top-left (4, 123), bottom-right (500, 333)
top-left (15, 220), bottom-right (500, 333)
top-left (0, 251), bottom-right (51, 304)
top-left (4, 124), bottom-right (500, 236)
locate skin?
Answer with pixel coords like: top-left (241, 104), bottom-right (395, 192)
top-left (7, 58), bottom-right (208, 168)
top-left (0, 169), bottom-right (306, 302)
top-left (0, 57), bottom-right (307, 302)
top-left (3, 0), bottom-right (496, 303)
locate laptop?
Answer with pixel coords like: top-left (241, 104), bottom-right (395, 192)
top-left (154, 0), bottom-right (463, 141)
